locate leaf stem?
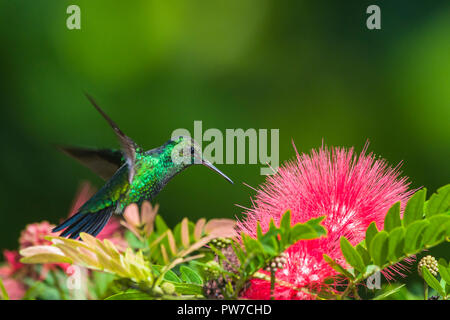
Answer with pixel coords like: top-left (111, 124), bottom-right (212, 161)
top-left (424, 279), bottom-right (428, 300)
top-left (352, 286), bottom-right (362, 300)
top-left (339, 281), bottom-right (353, 300)
top-left (270, 270), bottom-right (276, 300)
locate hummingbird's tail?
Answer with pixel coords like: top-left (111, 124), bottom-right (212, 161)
top-left (52, 208), bottom-right (113, 239)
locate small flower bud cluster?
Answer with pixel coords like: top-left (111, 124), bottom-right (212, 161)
top-left (209, 237), bottom-right (232, 249)
top-left (204, 245), bottom-right (241, 299)
top-left (418, 255), bottom-right (439, 277)
top-left (161, 282), bottom-right (175, 295)
top-left (221, 246), bottom-right (239, 273)
top-left (204, 277), bottom-right (226, 299)
top-left (265, 252), bottom-right (288, 273)
top-left (204, 260), bottom-right (221, 279)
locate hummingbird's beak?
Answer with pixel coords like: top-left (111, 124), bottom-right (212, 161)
top-left (202, 159), bottom-right (234, 184)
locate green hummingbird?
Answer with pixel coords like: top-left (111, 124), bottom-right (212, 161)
top-left (53, 94), bottom-right (233, 239)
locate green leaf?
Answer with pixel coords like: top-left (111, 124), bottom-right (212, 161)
top-left (404, 220), bottom-right (429, 253)
top-left (403, 189), bottom-right (426, 227)
top-left (440, 279), bottom-right (448, 296)
top-left (154, 215), bottom-right (169, 233)
top-left (151, 265), bottom-right (181, 283)
top-left (356, 244), bottom-right (371, 266)
top-left (369, 231), bottom-right (389, 267)
top-left (323, 254), bottom-right (355, 279)
top-left (231, 241), bottom-right (246, 265)
top-left (105, 290), bottom-right (153, 300)
top-left (90, 271), bottom-right (116, 299)
top-left (242, 236), bottom-right (264, 259)
top-left (373, 284), bottom-right (406, 300)
top-left (365, 222), bottom-right (379, 252)
top-left (256, 223), bottom-right (264, 239)
top-left (438, 261), bottom-right (450, 284)
top-left (305, 216), bottom-right (327, 237)
top-left (290, 224), bottom-right (318, 240)
top-left (237, 213), bottom-right (328, 286)
top-left (422, 267), bottom-right (445, 297)
top-left (387, 227), bottom-right (405, 262)
top-left (280, 210), bottom-right (292, 231)
top-left (384, 202), bottom-right (401, 232)
top-left (260, 238), bottom-right (278, 256)
top-left (180, 266), bottom-right (203, 285)
top-left (171, 283), bottom-right (203, 296)
top-left (438, 258), bottom-right (448, 268)
top-left (124, 230), bottom-right (145, 249)
top-left (340, 237), bottom-right (366, 273)
top-left (22, 278), bottom-right (61, 300)
top-left (20, 253), bottom-right (73, 265)
top-left (426, 184), bottom-right (450, 217)
top-left (423, 214), bottom-right (450, 246)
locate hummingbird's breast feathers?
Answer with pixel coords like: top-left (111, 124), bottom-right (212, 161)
top-left (120, 152), bottom-right (169, 208)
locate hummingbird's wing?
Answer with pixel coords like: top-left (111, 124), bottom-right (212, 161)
top-left (84, 93), bottom-right (140, 184)
top-left (58, 146), bottom-right (124, 180)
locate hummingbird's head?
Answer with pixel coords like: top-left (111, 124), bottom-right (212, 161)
top-left (170, 136), bottom-right (233, 184)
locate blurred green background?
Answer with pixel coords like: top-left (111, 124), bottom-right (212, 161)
top-left (0, 0), bottom-right (449, 265)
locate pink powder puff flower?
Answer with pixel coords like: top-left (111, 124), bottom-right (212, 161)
top-left (19, 221), bottom-right (57, 249)
top-left (0, 250), bottom-right (24, 277)
top-left (237, 143), bottom-right (414, 300)
top-left (18, 221), bottom-right (70, 278)
top-left (0, 251), bottom-right (29, 300)
top-left (1, 278), bottom-right (26, 300)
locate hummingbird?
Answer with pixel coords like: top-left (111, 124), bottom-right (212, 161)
top-left (53, 94), bottom-right (233, 239)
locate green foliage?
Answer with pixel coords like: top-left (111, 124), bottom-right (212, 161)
top-left (324, 184), bottom-right (450, 293)
top-left (403, 189), bottom-right (426, 226)
top-left (238, 211), bottom-right (325, 277)
top-left (101, 211), bottom-right (326, 300)
top-left (425, 184), bottom-right (450, 217)
top-left (365, 222), bottom-right (378, 253)
top-left (384, 202), bottom-right (401, 232)
top-left (180, 266), bottom-right (203, 285)
top-left (373, 284), bottom-right (406, 300)
top-left (19, 214), bottom-right (232, 300)
top-left (151, 265), bottom-right (203, 296)
top-left (420, 258), bottom-right (450, 300)
top-left (147, 216), bottom-right (234, 265)
top-left (208, 211), bottom-right (326, 299)
top-left (422, 267), bottom-right (445, 297)
top-left (340, 237), bottom-right (365, 273)
top-left (15, 184), bottom-right (449, 300)
top-left (373, 283), bottom-right (422, 300)
top-left (369, 231), bottom-right (389, 267)
top-left (323, 254), bottom-right (355, 280)
top-left (88, 271), bottom-right (117, 299)
top-left (105, 290), bottom-right (154, 300)
top-left (438, 259), bottom-right (450, 284)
